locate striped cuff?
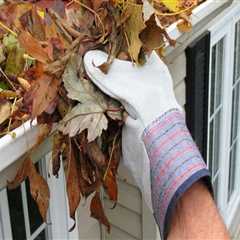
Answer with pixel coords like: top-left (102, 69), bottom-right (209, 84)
top-left (142, 109), bottom-right (211, 240)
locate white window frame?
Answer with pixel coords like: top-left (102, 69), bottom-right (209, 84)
top-left (208, 4), bottom-right (240, 226)
top-left (0, 153), bottom-right (79, 240)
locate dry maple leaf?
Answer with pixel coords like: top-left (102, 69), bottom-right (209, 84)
top-left (63, 54), bottom-right (108, 107)
top-left (58, 102), bottom-right (108, 142)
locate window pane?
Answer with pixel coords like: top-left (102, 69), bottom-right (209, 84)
top-left (228, 143), bottom-right (238, 200)
top-left (208, 120), bottom-right (214, 174)
top-left (213, 111), bottom-right (221, 175)
top-left (215, 40), bottom-right (224, 109)
top-left (35, 229), bottom-right (47, 240)
top-left (231, 83), bottom-right (240, 143)
top-left (211, 45), bottom-right (216, 115)
top-left (234, 21), bottom-right (240, 83)
top-left (7, 186), bottom-right (26, 240)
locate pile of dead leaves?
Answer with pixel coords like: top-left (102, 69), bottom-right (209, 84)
top-left (0, 0), bottom-right (201, 232)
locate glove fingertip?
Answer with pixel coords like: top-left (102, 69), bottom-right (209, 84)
top-left (84, 50), bottom-right (108, 67)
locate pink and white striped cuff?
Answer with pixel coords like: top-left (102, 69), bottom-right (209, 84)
top-left (142, 109), bottom-right (212, 239)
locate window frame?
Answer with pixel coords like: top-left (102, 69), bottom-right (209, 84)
top-left (208, 4), bottom-right (240, 226)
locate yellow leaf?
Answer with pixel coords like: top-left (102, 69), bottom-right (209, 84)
top-left (124, 2), bottom-right (146, 64)
top-left (160, 0), bottom-right (181, 12)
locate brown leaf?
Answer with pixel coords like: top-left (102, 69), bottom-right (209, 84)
top-left (140, 15), bottom-right (164, 50)
top-left (28, 159), bottom-right (50, 221)
top-left (18, 31), bottom-right (50, 63)
top-left (103, 139), bottom-right (121, 202)
top-left (86, 141), bottom-right (106, 169)
top-left (52, 132), bottom-right (65, 177)
top-left (104, 169), bottom-right (118, 202)
top-left (8, 157), bottom-right (30, 189)
top-left (66, 140), bottom-right (81, 226)
top-left (177, 19), bottom-right (192, 33)
top-left (8, 158), bottom-right (50, 221)
top-left (36, 124), bottom-right (51, 146)
top-left (91, 0), bottom-right (108, 10)
top-left (29, 74), bottom-right (60, 118)
top-left (31, 6), bottom-right (46, 41)
top-left (90, 191), bottom-right (110, 233)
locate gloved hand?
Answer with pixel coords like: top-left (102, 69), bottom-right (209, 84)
top-left (84, 50), bottom-right (181, 211)
top-left (84, 50), bottom-right (210, 240)
top-left (84, 50), bottom-right (182, 127)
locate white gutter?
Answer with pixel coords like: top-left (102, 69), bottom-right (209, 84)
top-left (0, 120), bottom-right (38, 172)
top-left (167, 0), bottom-right (230, 41)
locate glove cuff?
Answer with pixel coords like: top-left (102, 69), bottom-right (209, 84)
top-left (142, 109), bottom-right (212, 239)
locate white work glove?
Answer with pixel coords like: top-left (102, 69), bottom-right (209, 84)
top-left (84, 50), bottom-right (182, 211)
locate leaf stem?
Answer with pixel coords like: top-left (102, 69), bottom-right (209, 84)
top-left (0, 21), bottom-right (17, 37)
top-left (103, 130), bottom-right (120, 181)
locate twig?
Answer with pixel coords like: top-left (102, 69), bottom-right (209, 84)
top-left (0, 20), bottom-right (17, 37)
top-left (7, 97), bottom-right (17, 138)
top-left (0, 67), bottom-right (17, 91)
top-left (103, 130), bottom-right (120, 181)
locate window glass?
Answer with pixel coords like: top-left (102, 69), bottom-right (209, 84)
top-left (215, 40), bottom-right (223, 109)
top-left (211, 45), bottom-right (216, 115)
top-left (228, 143), bottom-right (237, 200)
top-left (6, 161), bottom-right (48, 240)
top-left (208, 120), bottom-right (214, 173)
top-left (234, 21), bottom-right (240, 83)
top-left (213, 111), bottom-right (221, 175)
top-left (7, 186), bottom-right (26, 240)
top-left (208, 38), bottom-right (224, 189)
top-left (35, 229), bottom-right (47, 240)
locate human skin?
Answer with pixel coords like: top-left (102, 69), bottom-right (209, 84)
top-left (168, 181), bottom-right (230, 240)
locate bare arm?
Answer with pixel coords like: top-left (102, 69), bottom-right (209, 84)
top-left (168, 181), bottom-right (230, 240)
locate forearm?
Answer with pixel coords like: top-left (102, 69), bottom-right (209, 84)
top-left (168, 181), bottom-right (229, 239)
top-left (142, 109), bottom-right (227, 239)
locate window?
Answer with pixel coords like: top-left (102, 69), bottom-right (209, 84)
top-left (0, 160), bottom-right (50, 240)
top-left (0, 154), bottom-right (76, 240)
top-left (228, 20), bottom-right (240, 201)
top-left (186, 4), bottom-right (240, 226)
